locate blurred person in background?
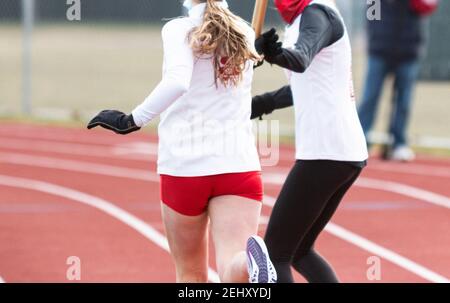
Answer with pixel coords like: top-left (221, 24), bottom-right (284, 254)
top-left (358, 0), bottom-right (439, 162)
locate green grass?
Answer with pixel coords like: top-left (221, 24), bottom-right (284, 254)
top-left (1, 23), bottom-right (449, 146)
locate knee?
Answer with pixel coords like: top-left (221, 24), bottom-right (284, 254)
top-left (270, 254), bottom-right (294, 278)
top-left (292, 248), bottom-right (313, 266)
top-left (218, 251), bottom-right (248, 283)
top-left (267, 249), bottom-right (293, 265)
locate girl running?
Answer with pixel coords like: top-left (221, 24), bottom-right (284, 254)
top-left (252, 0), bottom-right (368, 282)
top-left (87, 0), bottom-right (276, 283)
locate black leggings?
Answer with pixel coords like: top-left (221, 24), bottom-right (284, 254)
top-left (264, 160), bottom-right (362, 283)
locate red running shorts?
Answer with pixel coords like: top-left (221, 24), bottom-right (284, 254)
top-left (160, 171), bottom-right (263, 216)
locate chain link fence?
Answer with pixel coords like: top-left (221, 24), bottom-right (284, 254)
top-left (421, 1), bottom-right (450, 80)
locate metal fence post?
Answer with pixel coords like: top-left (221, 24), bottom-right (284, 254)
top-left (22, 0), bottom-right (34, 115)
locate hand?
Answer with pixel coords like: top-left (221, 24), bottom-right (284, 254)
top-left (87, 110), bottom-right (141, 135)
top-left (251, 95), bottom-right (265, 119)
top-left (255, 28), bottom-right (276, 54)
top-left (250, 94), bottom-right (275, 120)
top-left (255, 28), bottom-right (283, 58)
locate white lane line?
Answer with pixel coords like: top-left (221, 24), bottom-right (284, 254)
top-left (3, 136), bottom-right (450, 178)
top-left (325, 223), bottom-right (449, 283)
top-left (1, 153), bottom-right (448, 282)
top-left (357, 178), bottom-right (450, 209)
top-left (2, 151), bottom-right (450, 211)
top-left (0, 131), bottom-right (158, 156)
top-left (0, 152), bottom-right (158, 182)
top-left (112, 142), bottom-right (158, 156)
top-left (262, 196), bottom-right (449, 283)
top-left (0, 129), bottom-right (139, 146)
top-left (0, 138), bottom-right (156, 161)
top-left (2, 152), bottom-right (449, 210)
top-left (263, 173), bottom-right (450, 209)
top-left (364, 162), bottom-right (450, 178)
top-left (0, 175), bottom-right (220, 283)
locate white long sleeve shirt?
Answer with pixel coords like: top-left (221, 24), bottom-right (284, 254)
top-left (132, 3), bottom-right (261, 176)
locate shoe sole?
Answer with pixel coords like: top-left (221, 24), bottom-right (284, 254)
top-left (247, 236), bottom-right (276, 283)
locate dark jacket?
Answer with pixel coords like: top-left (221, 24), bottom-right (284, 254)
top-left (367, 0), bottom-right (427, 61)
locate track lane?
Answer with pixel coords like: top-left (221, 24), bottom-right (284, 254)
top-left (1, 123), bottom-right (449, 282)
top-left (0, 158), bottom-right (446, 281)
top-left (0, 182), bottom-right (175, 282)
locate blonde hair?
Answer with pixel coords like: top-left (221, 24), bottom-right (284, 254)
top-left (188, 0), bottom-right (261, 87)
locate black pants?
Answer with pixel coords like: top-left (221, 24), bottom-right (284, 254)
top-left (264, 160), bottom-right (363, 283)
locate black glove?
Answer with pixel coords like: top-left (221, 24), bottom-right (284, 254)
top-left (255, 28), bottom-right (283, 59)
top-left (251, 94), bottom-right (275, 120)
top-left (87, 110), bottom-right (141, 135)
top-left (251, 86), bottom-right (294, 120)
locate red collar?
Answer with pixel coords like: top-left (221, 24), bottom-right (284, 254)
top-left (275, 0), bottom-right (313, 24)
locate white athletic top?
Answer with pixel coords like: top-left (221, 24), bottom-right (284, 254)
top-left (132, 3), bottom-right (261, 176)
top-left (283, 0), bottom-right (368, 161)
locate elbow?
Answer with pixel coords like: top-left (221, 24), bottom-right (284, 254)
top-left (162, 69), bottom-right (192, 96)
top-left (292, 65), bottom-right (307, 73)
top-left (287, 62), bottom-right (306, 73)
top-left (165, 73), bottom-right (191, 95)
top-left (180, 81), bottom-right (190, 93)
top-left (169, 66), bottom-right (192, 93)
top-left (175, 81), bottom-right (190, 95)
top-left (292, 57), bottom-right (311, 73)
top-left (164, 77), bottom-right (190, 96)
top-left (283, 55), bottom-right (308, 73)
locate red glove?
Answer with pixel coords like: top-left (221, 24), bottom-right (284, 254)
top-left (410, 0), bottom-right (439, 16)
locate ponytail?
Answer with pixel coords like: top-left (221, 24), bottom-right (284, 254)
top-left (189, 0), bottom-right (261, 87)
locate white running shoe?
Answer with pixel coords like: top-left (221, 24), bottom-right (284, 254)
top-left (246, 236), bottom-right (277, 283)
top-left (390, 145), bottom-right (416, 162)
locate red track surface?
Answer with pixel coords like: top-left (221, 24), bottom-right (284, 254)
top-left (0, 123), bottom-right (449, 283)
